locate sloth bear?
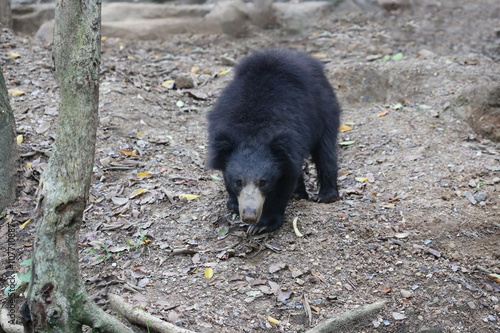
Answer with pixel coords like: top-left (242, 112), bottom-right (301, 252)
top-left (207, 49), bottom-right (341, 234)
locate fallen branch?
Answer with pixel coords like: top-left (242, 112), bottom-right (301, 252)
top-left (107, 293), bottom-right (196, 333)
top-left (305, 300), bottom-right (386, 333)
top-left (0, 308), bottom-right (23, 333)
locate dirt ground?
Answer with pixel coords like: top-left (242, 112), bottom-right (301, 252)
top-left (1, 0), bottom-right (499, 332)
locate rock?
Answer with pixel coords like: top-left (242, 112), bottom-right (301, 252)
top-left (220, 56), bottom-right (236, 66)
top-left (34, 20), bottom-right (53, 43)
top-left (274, 1), bottom-right (336, 35)
top-left (473, 191), bottom-right (488, 202)
top-left (12, 3), bottom-right (54, 35)
top-left (378, 0), bottom-right (407, 11)
top-left (451, 83), bottom-right (500, 142)
top-left (463, 191), bottom-right (477, 205)
top-left (175, 75), bottom-right (196, 90)
top-left (204, 0), bottom-right (252, 38)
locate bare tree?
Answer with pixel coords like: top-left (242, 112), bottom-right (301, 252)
top-left (0, 70), bottom-right (16, 213)
top-left (22, 0), bottom-right (132, 331)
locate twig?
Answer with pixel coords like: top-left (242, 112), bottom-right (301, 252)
top-left (305, 300), bottom-right (386, 333)
top-left (107, 293), bottom-right (196, 333)
top-left (302, 294), bottom-right (312, 326)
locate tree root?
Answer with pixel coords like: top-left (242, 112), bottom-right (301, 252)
top-left (107, 294), bottom-right (196, 333)
top-left (305, 300), bottom-right (386, 333)
top-left (0, 308), bottom-right (23, 333)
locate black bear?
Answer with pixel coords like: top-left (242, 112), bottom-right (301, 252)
top-left (207, 49), bottom-right (341, 234)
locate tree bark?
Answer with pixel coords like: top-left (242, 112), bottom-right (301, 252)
top-left (0, 0), bottom-right (12, 28)
top-left (0, 70), bottom-right (17, 213)
top-left (24, 0), bottom-right (132, 332)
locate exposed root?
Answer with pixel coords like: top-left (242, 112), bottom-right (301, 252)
top-left (305, 300), bottom-right (386, 333)
top-left (107, 293), bottom-right (196, 333)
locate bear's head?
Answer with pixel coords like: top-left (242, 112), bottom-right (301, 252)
top-left (209, 133), bottom-right (297, 224)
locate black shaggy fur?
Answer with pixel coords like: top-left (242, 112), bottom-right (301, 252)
top-left (207, 49), bottom-right (341, 234)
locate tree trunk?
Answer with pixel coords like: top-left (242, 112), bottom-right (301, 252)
top-left (0, 0), bottom-right (12, 28)
top-left (24, 0), bottom-right (132, 332)
top-left (0, 70), bottom-right (17, 213)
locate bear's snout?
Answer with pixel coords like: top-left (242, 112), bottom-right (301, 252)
top-left (238, 183), bottom-right (265, 225)
top-left (241, 208), bottom-right (259, 224)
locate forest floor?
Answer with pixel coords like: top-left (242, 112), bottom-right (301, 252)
top-left (1, 0), bottom-right (500, 332)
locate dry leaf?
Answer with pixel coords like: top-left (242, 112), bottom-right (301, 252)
top-left (204, 268), bottom-right (214, 279)
top-left (136, 172), bottom-right (153, 179)
top-left (178, 194), bottom-right (200, 201)
top-left (292, 217), bottom-right (303, 237)
top-left (486, 273), bottom-right (500, 284)
top-left (8, 52), bottom-right (21, 59)
top-left (120, 149), bottom-right (138, 157)
top-left (339, 124), bottom-right (353, 133)
top-left (218, 68), bottom-right (231, 76)
top-left (8, 89), bottom-right (25, 97)
top-left (377, 109), bottom-right (389, 117)
top-left (129, 188), bottom-right (148, 199)
top-left (19, 219), bottom-right (32, 230)
top-left (161, 80), bottom-right (175, 89)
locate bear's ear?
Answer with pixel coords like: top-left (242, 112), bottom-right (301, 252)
top-left (207, 133), bottom-right (235, 170)
top-left (270, 133), bottom-right (296, 167)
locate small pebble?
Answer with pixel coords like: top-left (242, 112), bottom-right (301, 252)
top-left (467, 301), bottom-right (476, 309)
top-left (474, 191), bottom-right (488, 202)
top-left (464, 191), bottom-right (477, 204)
top-left (488, 315), bottom-right (496, 322)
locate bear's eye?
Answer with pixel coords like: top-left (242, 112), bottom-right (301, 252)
top-left (258, 179), bottom-right (267, 188)
top-left (235, 179), bottom-right (243, 188)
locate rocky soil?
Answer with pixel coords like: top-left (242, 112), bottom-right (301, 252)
top-left (1, 0), bottom-right (499, 332)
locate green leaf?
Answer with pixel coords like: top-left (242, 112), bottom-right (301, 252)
top-left (18, 271), bottom-right (31, 283)
top-left (20, 258), bottom-right (32, 266)
top-left (392, 52), bottom-right (404, 60)
top-left (339, 141), bottom-right (355, 146)
top-left (210, 174), bottom-right (222, 181)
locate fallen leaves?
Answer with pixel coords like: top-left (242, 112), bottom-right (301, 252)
top-left (178, 194), bottom-right (200, 201)
top-left (292, 217), bottom-right (303, 237)
top-left (339, 124), bottom-right (353, 133)
top-left (204, 268), bottom-right (214, 279)
top-left (8, 89), bottom-right (25, 97)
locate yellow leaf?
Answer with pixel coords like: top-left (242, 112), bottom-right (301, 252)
top-left (268, 316), bottom-right (281, 325)
top-left (120, 149), bottom-right (138, 157)
top-left (204, 268), bottom-right (214, 279)
top-left (191, 66), bottom-right (200, 73)
top-left (179, 194), bottom-right (200, 201)
top-left (8, 52), bottom-right (21, 59)
top-left (218, 68), bottom-right (231, 76)
top-left (292, 217), bottom-right (303, 237)
top-left (355, 177), bottom-right (368, 183)
top-left (26, 162), bottom-right (32, 168)
top-left (17, 135), bottom-right (23, 144)
top-left (339, 124), bottom-right (353, 133)
top-left (161, 80), bottom-right (175, 88)
top-left (487, 273), bottom-right (500, 284)
top-left (129, 188), bottom-right (148, 198)
top-left (136, 131), bottom-right (144, 136)
top-left (19, 219), bottom-right (32, 230)
top-left (101, 36), bottom-right (108, 41)
top-left (377, 109), bottom-right (389, 117)
top-left (8, 89), bottom-right (25, 97)
top-left (136, 171), bottom-right (153, 179)
top-left (312, 53), bottom-right (327, 58)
